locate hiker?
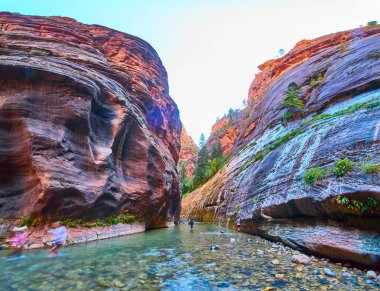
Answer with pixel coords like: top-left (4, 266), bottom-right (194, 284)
top-left (6, 226), bottom-right (28, 257)
top-left (48, 221), bottom-right (67, 255)
top-left (235, 217), bottom-right (241, 232)
top-left (188, 219), bottom-right (194, 230)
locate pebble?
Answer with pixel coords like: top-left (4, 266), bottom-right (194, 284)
top-left (366, 270), bottom-right (377, 279)
top-left (323, 268), bottom-right (335, 278)
top-left (296, 266), bottom-right (304, 272)
top-left (342, 272), bottom-right (351, 278)
top-left (272, 259), bottom-right (280, 265)
top-left (312, 269), bottom-right (320, 275)
top-left (291, 254), bottom-right (310, 265)
top-left (365, 279), bottom-right (374, 284)
top-left (113, 279), bottom-right (124, 287)
top-left (263, 287), bottom-right (276, 291)
top-left (275, 274), bottom-right (285, 280)
top-left (295, 273), bottom-right (302, 279)
top-left (342, 267), bottom-right (347, 272)
top-left (257, 250), bottom-right (264, 257)
top-left (210, 244), bottom-right (219, 251)
top-left (247, 239), bottom-right (253, 243)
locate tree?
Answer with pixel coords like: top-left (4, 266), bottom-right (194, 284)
top-left (367, 20), bottom-right (378, 26)
top-left (211, 141), bottom-right (222, 159)
top-left (283, 82), bottom-right (304, 113)
top-left (228, 108), bottom-right (235, 121)
top-left (199, 133), bottom-right (206, 149)
top-left (277, 49), bottom-right (286, 58)
top-left (242, 99), bottom-right (247, 106)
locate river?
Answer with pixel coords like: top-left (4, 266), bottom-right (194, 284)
top-left (0, 223), bottom-right (378, 290)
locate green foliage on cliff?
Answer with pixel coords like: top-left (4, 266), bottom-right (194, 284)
top-left (19, 216), bottom-right (38, 228)
top-left (334, 195), bottom-right (379, 212)
top-left (181, 139), bottom-right (228, 195)
top-left (60, 214), bottom-right (142, 228)
top-left (283, 82), bottom-right (304, 113)
top-left (361, 164), bottom-right (380, 174)
top-left (280, 111), bottom-right (294, 127)
top-left (28, 49), bottom-right (49, 56)
top-left (301, 96), bottom-right (380, 127)
top-left (308, 73), bottom-right (324, 88)
top-left (332, 158), bottom-right (354, 177)
top-left (303, 167), bottom-right (327, 184)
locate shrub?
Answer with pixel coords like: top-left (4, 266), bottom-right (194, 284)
top-left (60, 219), bottom-right (78, 228)
top-left (332, 158), bottom-right (354, 177)
top-left (281, 111), bottom-right (294, 127)
top-left (28, 49), bottom-right (49, 56)
top-left (308, 73), bottom-right (324, 88)
top-left (19, 216), bottom-right (38, 228)
top-left (334, 196), bottom-right (379, 212)
top-left (283, 82), bottom-right (304, 113)
top-left (119, 214), bottom-right (136, 224)
top-left (303, 167), bottom-right (327, 184)
top-left (361, 164), bottom-right (380, 174)
top-left (367, 21), bottom-right (378, 26)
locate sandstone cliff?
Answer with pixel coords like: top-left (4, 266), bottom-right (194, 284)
top-left (0, 13), bottom-right (181, 228)
top-left (182, 25), bottom-right (380, 268)
top-left (178, 125), bottom-right (198, 178)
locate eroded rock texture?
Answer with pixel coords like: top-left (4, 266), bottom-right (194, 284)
top-left (182, 26), bottom-right (380, 267)
top-left (178, 125), bottom-right (198, 178)
top-left (0, 13), bottom-right (181, 228)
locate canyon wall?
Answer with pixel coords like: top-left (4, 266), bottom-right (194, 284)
top-left (182, 25), bottom-right (380, 267)
top-left (0, 13), bottom-right (181, 228)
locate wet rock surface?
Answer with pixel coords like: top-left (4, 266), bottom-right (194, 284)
top-left (182, 25), bottom-right (380, 268)
top-left (0, 13), bottom-right (181, 227)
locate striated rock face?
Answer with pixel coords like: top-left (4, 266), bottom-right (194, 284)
top-left (207, 117), bottom-right (239, 157)
top-left (182, 25), bottom-right (380, 267)
top-left (178, 125), bottom-right (198, 178)
top-left (0, 13), bottom-right (181, 228)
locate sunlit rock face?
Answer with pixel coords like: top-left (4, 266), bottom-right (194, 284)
top-left (178, 125), bottom-right (198, 178)
top-left (0, 13), bottom-right (181, 227)
top-left (182, 25), bottom-right (380, 267)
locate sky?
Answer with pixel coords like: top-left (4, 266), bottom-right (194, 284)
top-left (1, 0), bottom-right (379, 144)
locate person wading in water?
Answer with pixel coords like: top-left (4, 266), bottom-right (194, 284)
top-left (189, 219), bottom-right (194, 230)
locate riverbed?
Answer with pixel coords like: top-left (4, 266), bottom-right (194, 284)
top-left (0, 223), bottom-right (378, 290)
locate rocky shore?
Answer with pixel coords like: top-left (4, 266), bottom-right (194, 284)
top-left (1, 223), bottom-right (146, 249)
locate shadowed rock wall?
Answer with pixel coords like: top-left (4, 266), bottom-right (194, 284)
top-left (0, 13), bottom-right (181, 228)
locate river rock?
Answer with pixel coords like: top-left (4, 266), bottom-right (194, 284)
top-left (366, 270), bottom-right (377, 279)
top-left (323, 268), bottom-right (335, 278)
top-left (291, 254), bottom-right (311, 265)
top-left (342, 272), bottom-right (351, 278)
top-left (0, 13), bottom-right (181, 227)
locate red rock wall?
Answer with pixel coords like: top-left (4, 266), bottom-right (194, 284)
top-left (178, 125), bottom-right (198, 178)
top-left (0, 13), bottom-right (181, 227)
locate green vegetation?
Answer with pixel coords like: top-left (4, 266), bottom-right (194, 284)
top-left (28, 49), bottom-right (49, 56)
top-left (308, 73), bottom-right (324, 88)
top-left (332, 158), bottom-right (354, 177)
top-left (300, 96), bottom-right (380, 127)
top-left (334, 195), bottom-right (379, 212)
top-left (180, 137), bottom-right (228, 195)
top-left (252, 129), bottom-right (305, 162)
top-left (60, 214), bottom-right (142, 228)
top-left (361, 164), bottom-right (380, 174)
top-left (283, 82), bottom-right (304, 113)
top-left (280, 111), bottom-right (294, 127)
top-left (367, 20), bottom-right (378, 26)
top-left (303, 167), bottom-right (327, 184)
top-left (19, 216), bottom-right (38, 228)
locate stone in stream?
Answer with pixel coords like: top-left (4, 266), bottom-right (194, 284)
top-left (366, 270), bottom-right (377, 279)
top-left (291, 254), bottom-right (311, 265)
top-left (342, 272), bottom-right (352, 278)
top-left (312, 269), bottom-right (320, 275)
top-left (272, 259), bottom-right (280, 265)
top-left (247, 239), bottom-right (253, 243)
top-left (256, 250), bottom-right (265, 257)
top-left (210, 244), bottom-right (219, 251)
top-left (323, 268), bottom-right (335, 278)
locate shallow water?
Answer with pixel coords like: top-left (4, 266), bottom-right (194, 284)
top-left (0, 224), bottom-right (378, 290)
